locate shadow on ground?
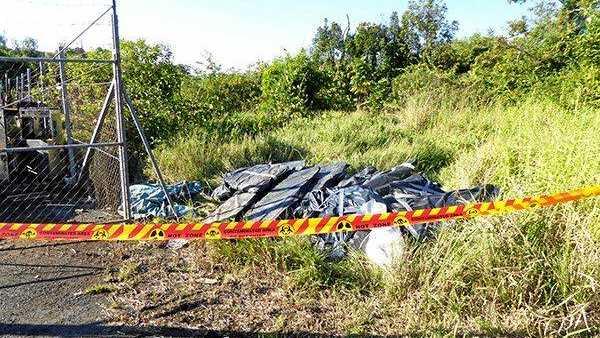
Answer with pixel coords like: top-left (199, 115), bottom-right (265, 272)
top-left (0, 323), bottom-right (538, 337)
top-left (0, 323), bottom-right (354, 337)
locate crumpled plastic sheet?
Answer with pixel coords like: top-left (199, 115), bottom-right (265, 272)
top-left (299, 163), bottom-right (499, 266)
top-left (312, 199), bottom-right (389, 261)
top-left (126, 181), bottom-right (202, 219)
top-left (309, 185), bottom-right (383, 217)
top-left (205, 161), bottom-right (306, 222)
top-left (245, 166), bottom-right (320, 221)
top-left (211, 161), bottom-right (305, 201)
top-left (208, 160), bottom-right (499, 266)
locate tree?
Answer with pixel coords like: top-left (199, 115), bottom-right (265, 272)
top-left (509, 0), bottom-right (598, 31)
top-left (387, 11), bottom-right (417, 69)
top-left (0, 34), bottom-right (6, 48)
top-left (508, 16), bottom-right (529, 37)
top-left (14, 37), bottom-right (38, 52)
top-left (350, 22), bottom-right (388, 70)
top-left (401, 0), bottom-right (459, 55)
top-left (311, 18), bottom-right (346, 65)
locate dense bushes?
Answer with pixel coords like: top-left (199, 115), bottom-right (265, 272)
top-left (241, 0), bottom-right (598, 114)
top-left (119, 40), bottom-right (187, 144)
top-left (575, 9), bottom-right (600, 64)
top-left (3, 0), bottom-right (599, 178)
top-left (139, 0), bottom-right (600, 178)
top-left (391, 64), bottom-right (459, 104)
top-left (82, 1), bottom-right (600, 142)
top-left (181, 70), bottom-right (261, 121)
top-left (259, 52), bottom-right (327, 114)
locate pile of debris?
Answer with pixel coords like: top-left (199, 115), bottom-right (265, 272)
top-left (206, 161), bottom-right (499, 266)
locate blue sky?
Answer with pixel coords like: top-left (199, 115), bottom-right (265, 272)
top-left (0, 0), bottom-right (530, 69)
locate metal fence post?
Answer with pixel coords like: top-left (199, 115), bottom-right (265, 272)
top-left (26, 68), bottom-right (31, 98)
top-left (38, 61), bottom-right (45, 103)
top-left (111, 0), bottom-right (131, 219)
top-left (78, 81), bottom-right (115, 182)
top-left (18, 74), bottom-right (23, 99)
top-left (58, 48), bottom-right (77, 178)
top-left (21, 74), bottom-right (24, 99)
top-left (3, 73), bottom-right (8, 102)
top-left (122, 90), bottom-right (179, 220)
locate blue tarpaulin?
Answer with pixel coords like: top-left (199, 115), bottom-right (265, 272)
top-left (125, 181), bottom-right (202, 219)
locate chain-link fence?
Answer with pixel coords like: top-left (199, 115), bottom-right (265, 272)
top-left (0, 1), bottom-right (128, 223)
top-left (0, 78), bottom-right (124, 223)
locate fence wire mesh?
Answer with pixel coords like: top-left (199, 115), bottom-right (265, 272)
top-left (0, 1), bottom-right (127, 223)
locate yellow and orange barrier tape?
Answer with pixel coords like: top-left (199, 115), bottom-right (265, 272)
top-left (1, 185), bottom-right (598, 241)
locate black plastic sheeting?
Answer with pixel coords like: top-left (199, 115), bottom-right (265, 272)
top-left (204, 161), bottom-right (304, 223)
top-left (207, 160), bottom-right (499, 263)
top-left (207, 160), bottom-right (498, 224)
top-left (245, 166), bottom-right (320, 221)
top-left (211, 161), bottom-right (305, 201)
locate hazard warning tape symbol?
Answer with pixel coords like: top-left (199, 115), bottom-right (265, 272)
top-left (0, 185), bottom-right (597, 241)
top-left (20, 228), bottom-right (38, 240)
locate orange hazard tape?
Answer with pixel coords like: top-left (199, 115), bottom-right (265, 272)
top-left (0, 185), bottom-right (598, 241)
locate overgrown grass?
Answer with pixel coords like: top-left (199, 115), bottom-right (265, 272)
top-left (151, 92), bottom-right (600, 335)
top-left (153, 91), bottom-right (490, 183)
top-left (210, 238), bottom-right (382, 292)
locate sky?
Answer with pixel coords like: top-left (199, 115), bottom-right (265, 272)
top-left (0, 0), bottom-right (531, 70)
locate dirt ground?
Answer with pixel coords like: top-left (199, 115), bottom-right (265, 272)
top-left (95, 241), bottom-right (372, 337)
top-left (0, 240), bottom-right (127, 337)
top-left (0, 240), bottom-right (241, 337)
top-left (0, 239), bottom-right (337, 337)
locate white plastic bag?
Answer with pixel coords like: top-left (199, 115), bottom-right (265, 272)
top-left (359, 200), bottom-right (405, 267)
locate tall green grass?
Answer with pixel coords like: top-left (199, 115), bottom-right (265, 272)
top-left (152, 93), bottom-right (599, 335)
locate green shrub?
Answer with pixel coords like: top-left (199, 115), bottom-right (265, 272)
top-left (426, 34), bottom-right (496, 73)
top-left (573, 9), bottom-right (600, 65)
top-left (181, 70), bottom-right (261, 121)
top-left (119, 40), bottom-right (187, 144)
top-left (190, 109), bottom-right (292, 141)
top-left (315, 64), bottom-right (355, 111)
top-left (260, 51), bottom-right (327, 114)
top-left (391, 64), bottom-right (458, 104)
top-left (532, 64), bottom-right (600, 108)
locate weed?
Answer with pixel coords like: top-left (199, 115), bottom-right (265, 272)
top-left (85, 284), bottom-right (117, 295)
top-left (116, 262), bottom-right (142, 282)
